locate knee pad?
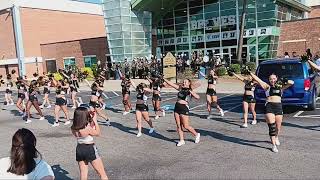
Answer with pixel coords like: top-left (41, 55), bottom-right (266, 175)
top-left (122, 100), bottom-right (128, 105)
top-left (268, 123), bottom-right (277, 136)
top-left (211, 101), bottom-right (217, 108)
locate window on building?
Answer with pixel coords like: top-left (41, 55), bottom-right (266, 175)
top-left (64, 57), bottom-right (76, 69)
top-left (84, 56), bottom-right (97, 67)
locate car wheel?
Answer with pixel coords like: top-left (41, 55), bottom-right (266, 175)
top-left (307, 91), bottom-right (316, 111)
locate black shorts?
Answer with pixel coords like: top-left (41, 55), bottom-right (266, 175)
top-left (206, 88), bottom-right (216, 96)
top-left (55, 97), bottom-right (67, 106)
top-left (243, 95), bottom-right (256, 103)
top-left (136, 104), bottom-right (148, 112)
top-left (18, 93), bottom-right (25, 100)
top-left (5, 89), bottom-right (12, 94)
top-left (89, 101), bottom-right (101, 108)
top-left (174, 102), bottom-right (189, 115)
top-left (70, 87), bottom-right (78, 93)
top-left (76, 144), bottom-right (100, 162)
top-left (122, 90), bottom-right (130, 95)
top-left (265, 102), bottom-right (283, 115)
top-left (29, 95), bottom-right (38, 102)
top-left (43, 87), bottom-right (50, 94)
top-left (152, 94), bottom-right (161, 101)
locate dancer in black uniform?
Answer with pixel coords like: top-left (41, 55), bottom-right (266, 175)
top-left (249, 72), bottom-right (294, 152)
top-left (70, 73), bottom-right (80, 108)
top-left (40, 79), bottom-right (52, 109)
top-left (146, 72), bottom-right (165, 120)
top-left (121, 72), bottom-right (133, 115)
top-left (15, 77), bottom-right (27, 116)
top-left (134, 83), bottom-right (154, 137)
top-left (25, 80), bottom-right (45, 124)
top-left (5, 74), bottom-right (14, 105)
top-left (230, 71), bottom-right (258, 128)
top-left (52, 79), bottom-right (71, 127)
top-left (163, 78), bottom-right (201, 147)
top-left (89, 81), bottom-right (110, 126)
top-left (202, 69), bottom-right (224, 119)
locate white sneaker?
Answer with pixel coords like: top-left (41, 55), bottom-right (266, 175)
top-left (105, 120), bottom-right (111, 126)
top-left (207, 115), bottom-right (212, 119)
top-left (251, 120), bottom-right (257, 125)
top-left (39, 105), bottom-right (44, 109)
top-left (241, 123), bottom-right (248, 128)
top-left (136, 132), bottom-right (142, 137)
top-left (39, 116), bottom-right (45, 121)
top-left (195, 133), bottom-right (200, 143)
top-left (102, 103), bottom-right (106, 109)
top-left (52, 122), bottom-right (59, 127)
top-left (272, 145), bottom-right (279, 153)
top-left (149, 128), bottom-right (154, 134)
top-left (25, 119), bottom-right (32, 124)
top-left (275, 137), bottom-right (280, 146)
top-left (10, 103), bottom-right (14, 105)
top-left (46, 105), bottom-right (52, 109)
top-left (176, 140), bottom-right (186, 147)
top-left (162, 110), bottom-right (165, 117)
top-left (71, 106), bottom-right (76, 109)
top-left (155, 115), bottom-right (159, 120)
top-left (122, 111), bottom-right (130, 116)
top-left (220, 110), bottom-right (224, 117)
top-left (64, 121), bottom-right (71, 125)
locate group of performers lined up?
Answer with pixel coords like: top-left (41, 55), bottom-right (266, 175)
top-left (2, 58), bottom-right (319, 153)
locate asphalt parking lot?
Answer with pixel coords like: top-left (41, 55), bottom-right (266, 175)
top-left (0, 90), bottom-right (319, 179)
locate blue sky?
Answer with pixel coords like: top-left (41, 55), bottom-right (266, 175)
top-left (72, 0), bottom-right (102, 4)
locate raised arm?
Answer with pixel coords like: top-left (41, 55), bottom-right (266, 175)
top-left (249, 72), bottom-right (269, 90)
top-left (163, 78), bottom-right (180, 90)
top-left (282, 80), bottom-right (294, 90)
top-left (308, 60), bottom-right (320, 72)
top-left (190, 90), bottom-right (200, 100)
top-left (232, 73), bottom-right (245, 82)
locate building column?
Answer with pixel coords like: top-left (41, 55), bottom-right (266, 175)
top-left (12, 5), bottom-right (26, 76)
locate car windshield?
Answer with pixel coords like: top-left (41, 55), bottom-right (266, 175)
top-left (257, 63), bottom-right (304, 79)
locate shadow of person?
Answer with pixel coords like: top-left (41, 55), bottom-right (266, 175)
top-left (109, 122), bottom-right (136, 135)
top-left (144, 128), bottom-right (176, 143)
top-left (195, 128), bottom-right (270, 150)
top-left (51, 164), bottom-right (73, 180)
top-left (10, 109), bottom-right (22, 117)
top-left (44, 115), bottom-right (56, 124)
top-left (282, 121), bottom-right (320, 132)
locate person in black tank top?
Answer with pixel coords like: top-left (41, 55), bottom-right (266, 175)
top-left (15, 77), bottom-right (27, 116)
top-left (87, 80), bottom-right (111, 126)
top-left (70, 73), bottom-right (80, 109)
top-left (201, 69), bottom-right (224, 119)
top-left (249, 72), bottom-right (294, 153)
top-left (121, 72), bottom-right (133, 116)
top-left (146, 71), bottom-right (165, 120)
top-left (134, 83), bottom-right (154, 137)
top-left (25, 80), bottom-right (45, 124)
top-left (229, 71), bottom-right (258, 128)
top-left (163, 78), bottom-right (201, 147)
top-left (51, 78), bottom-right (71, 127)
top-left (4, 74), bottom-right (14, 105)
top-left (39, 78), bottom-right (52, 109)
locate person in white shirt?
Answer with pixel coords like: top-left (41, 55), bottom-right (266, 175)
top-left (0, 128), bottom-right (54, 180)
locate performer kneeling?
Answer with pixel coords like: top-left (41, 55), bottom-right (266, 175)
top-left (163, 78), bottom-right (200, 147)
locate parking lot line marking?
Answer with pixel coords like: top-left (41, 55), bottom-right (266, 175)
top-left (224, 104), bottom-right (242, 113)
top-left (111, 91), bottom-right (119, 96)
top-left (293, 115), bottom-right (320, 119)
top-left (293, 111), bottom-right (304, 117)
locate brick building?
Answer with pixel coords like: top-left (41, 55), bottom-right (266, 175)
top-left (0, 0), bottom-right (106, 77)
top-left (278, 4), bottom-right (320, 57)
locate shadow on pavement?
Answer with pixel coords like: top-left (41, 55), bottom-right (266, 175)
top-left (51, 164), bottom-right (73, 180)
top-left (44, 115), bottom-right (55, 124)
top-left (109, 122), bottom-right (136, 135)
top-left (195, 128), bottom-right (270, 150)
top-left (282, 122), bottom-right (320, 132)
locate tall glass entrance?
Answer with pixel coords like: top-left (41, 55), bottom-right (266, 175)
top-left (156, 0), bottom-right (305, 63)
